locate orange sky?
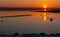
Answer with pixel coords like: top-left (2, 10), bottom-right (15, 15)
top-left (39, 2), bottom-right (60, 8)
top-left (0, 1), bottom-right (60, 8)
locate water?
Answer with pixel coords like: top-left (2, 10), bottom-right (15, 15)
top-left (0, 11), bottom-right (60, 34)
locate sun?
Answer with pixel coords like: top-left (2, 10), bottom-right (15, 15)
top-left (43, 4), bottom-right (47, 11)
top-left (44, 4), bottom-right (47, 8)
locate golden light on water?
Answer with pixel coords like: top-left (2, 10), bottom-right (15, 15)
top-left (44, 8), bottom-right (47, 11)
top-left (43, 13), bottom-right (47, 21)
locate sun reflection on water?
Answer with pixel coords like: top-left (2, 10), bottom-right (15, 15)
top-left (43, 12), bottom-right (47, 21)
top-left (44, 8), bottom-right (47, 11)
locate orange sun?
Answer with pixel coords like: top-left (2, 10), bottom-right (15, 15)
top-left (44, 4), bottom-right (47, 8)
top-left (43, 4), bottom-right (47, 11)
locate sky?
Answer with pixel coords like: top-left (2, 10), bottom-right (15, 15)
top-left (0, 0), bottom-right (60, 8)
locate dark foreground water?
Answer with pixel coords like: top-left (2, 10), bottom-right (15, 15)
top-left (0, 11), bottom-right (60, 34)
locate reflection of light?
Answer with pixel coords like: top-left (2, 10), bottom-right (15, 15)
top-left (43, 13), bottom-right (47, 21)
top-left (44, 13), bottom-right (46, 16)
top-left (44, 8), bottom-right (47, 11)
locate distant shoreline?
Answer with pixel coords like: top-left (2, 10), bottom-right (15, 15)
top-left (0, 7), bottom-right (60, 12)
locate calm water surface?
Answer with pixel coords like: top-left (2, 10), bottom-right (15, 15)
top-left (0, 11), bottom-right (60, 34)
